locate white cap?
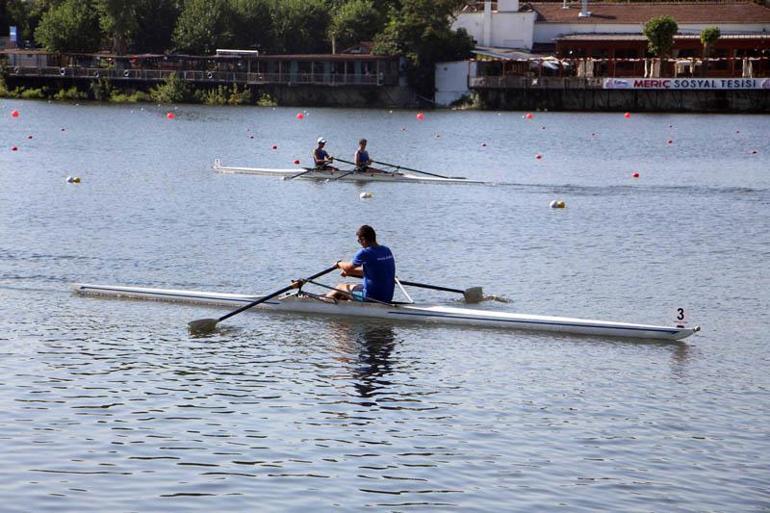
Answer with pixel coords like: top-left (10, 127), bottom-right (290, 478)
top-left (317, 137), bottom-right (326, 144)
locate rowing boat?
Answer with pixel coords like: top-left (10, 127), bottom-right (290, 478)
top-left (212, 159), bottom-right (485, 184)
top-left (71, 283), bottom-right (699, 341)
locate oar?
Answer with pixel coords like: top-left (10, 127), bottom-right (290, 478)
top-left (371, 160), bottom-right (466, 180)
top-left (188, 265), bottom-right (338, 333)
top-left (397, 279), bottom-right (484, 303)
top-left (285, 167), bottom-right (316, 180)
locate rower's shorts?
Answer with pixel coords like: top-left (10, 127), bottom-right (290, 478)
top-left (351, 284), bottom-right (365, 302)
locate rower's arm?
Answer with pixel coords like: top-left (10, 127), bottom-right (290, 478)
top-left (337, 261), bottom-right (363, 277)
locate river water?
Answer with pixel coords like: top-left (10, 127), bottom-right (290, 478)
top-left (1, 100), bottom-right (768, 512)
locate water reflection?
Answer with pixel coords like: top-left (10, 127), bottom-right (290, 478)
top-left (329, 322), bottom-right (398, 402)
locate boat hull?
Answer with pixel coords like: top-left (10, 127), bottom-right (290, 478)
top-left (213, 160), bottom-right (485, 184)
top-left (72, 283), bottom-right (699, 341)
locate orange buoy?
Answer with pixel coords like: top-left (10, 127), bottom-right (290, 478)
top-left (296, 112), bottom-right (304, 120)
top-left (416, 112), bottom-right (425, 121)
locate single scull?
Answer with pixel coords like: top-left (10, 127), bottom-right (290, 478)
top-left (213, 159), bottom-right (485, 184)
top-left (72, 283), bottom-right (699, 341)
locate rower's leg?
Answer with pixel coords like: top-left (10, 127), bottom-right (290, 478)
top-left (326, 283), bottom-right (357, 300)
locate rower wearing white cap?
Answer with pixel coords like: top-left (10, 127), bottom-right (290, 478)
top-left (313, 137), bottom-right (337, 171)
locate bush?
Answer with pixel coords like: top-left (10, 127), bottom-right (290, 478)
top-left (110, 90), bottom-right (149, 103)
top-left (20, 87), bottom-right (47, 99)
top-left (256, 92), bottom-right (278, 107)
top-left (90, 78), bottom-right (113, 101)
top-left (199, 85), bottom-right (229, 105)
top-left (227, 84), bottom-right (251, 105)
top-left (149, 73), bottom-right (192, 103)
top-left (0, 76), bottom-right (9, 97)
top-left (53, 86), bottom-right (86, 101)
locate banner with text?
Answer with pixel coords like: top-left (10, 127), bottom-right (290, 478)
top-left (603, 78), bottom-right (770, 90)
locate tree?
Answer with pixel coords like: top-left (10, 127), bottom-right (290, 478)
top-left (6, 0), bottom-right (58, 45)
top-left (230, 0), bottom-right (273, 51)
top-left (173, 0), bottom-right (234, 54)
top-left (270, 0), bottom-right (330, 54)
top-left (132, 0), bottom-right (181, 53)
top-left (34, 0), bottom-right (103, 53)
top-left (643, 15), bottom-right (678, 58)
top-left (700, 26), bottom-right (720, 76)
top-left (97, 0), bottom-right (140, 54)
top-left (372, 0), bottom-right (474, 99)
top-left (328, 0), bottom-right (384, 53)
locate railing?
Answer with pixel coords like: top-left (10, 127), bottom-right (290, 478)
top-left (5, 65), bottom-right (396, 86)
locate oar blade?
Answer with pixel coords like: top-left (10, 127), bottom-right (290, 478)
top-left (464, 287), bottom-right (484, 303)
top-left (188, 318), bottom-right (219, 333)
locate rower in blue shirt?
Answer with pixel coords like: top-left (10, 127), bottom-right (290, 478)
top-left (354, 138), bottom-right (386, 173)
top-left (327, 225), bottom-right (396, 303)
top-left (313, 137), bottom-right (337, 171)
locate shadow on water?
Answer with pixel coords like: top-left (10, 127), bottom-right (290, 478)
top-left (328, 322), bottom-right (398, 403)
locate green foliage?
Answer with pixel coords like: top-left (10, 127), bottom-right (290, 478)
top-left (53, 86), bottom-right (86, 101)
top-left (199, 85), bottom-right (229, 104)
top-left (256, 92), bottom-right (278, 106)
top-left (109, 90), bottom-right (149, 102)
top-left (271, 0), bottom-right (331, 54)
top-left (643, 15), bottom-right (678, 58)
top-left (0, 76), bottom-right (9, 97)
top-left (149, 73), bottom-right (193, 103)
top-left (198, 84), bottom-right (252, 105)
top-left (6, 0), bottom-right (55, 43)
top-left (97, 0), bottom-right (139, 54)
top-left (700, 26), bottom-right (721, 56)
top-left (34, 0), bottom-right (102, 53)
top-left (90, 77), bottom-right (114, 101)
top-left (20, 87), bottom-right (47, 99)
top-left (230, 0), bottom-right (273, 50)
top-left (132, 0), bottom-right (181, 53)
top-left (172, 0), bottom-right (234, 54)
top-left (372, 0), bottom-right (473, 98)
top-left (227, 83), bottom-right (251, 104)
top-left (329, 0), bottom-right (384, 52)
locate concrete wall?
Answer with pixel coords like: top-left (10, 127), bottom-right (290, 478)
top-left (435, 60), bottom-right (477, 106)
top-left (475, 87), bottom-right (770, 112)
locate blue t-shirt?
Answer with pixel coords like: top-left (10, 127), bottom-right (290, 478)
top-left (314, 148), bottom-right (329, 163)
top-left (352, 245), bottom-right (395, 302)
top-left (355, 149), bottom-right (370, 167)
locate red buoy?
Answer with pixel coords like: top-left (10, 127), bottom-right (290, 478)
top-left (293, 159), bottom-right (300, 165)
top-left (535, 153), bottom-right (542, 160)
top-left (624, 112), bottom-right (631, 119)
top-left (11, 146), bottom-right (18, 151)
top-left (525, 112), bottom-right (533, 119)
top-left (667, 139), bottom-right (673, 144)
top-left (416, 112), bottom-right (425, 121)
top-left (632, 172), bottom-right (640, 178)
top-left (166, 112), bottom-right (175, 120)
top-left (11, 110), bottom-right (20, 118)
top-left (296, 112), bottom-right (304, 120)
top-left (272, 144), bottom-right (278, 150)
top-left (27, 135), bottom-right (33, 139)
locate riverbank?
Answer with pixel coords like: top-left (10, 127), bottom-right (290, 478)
top-left (3, 74), bottom-right (769, 112)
